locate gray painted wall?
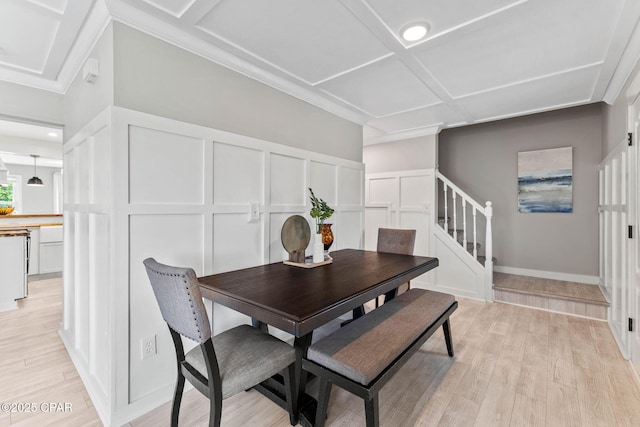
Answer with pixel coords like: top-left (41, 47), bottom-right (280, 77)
top-left (363, 135), bottom-right (437, 173)
top-left (6, 163), bottom-right (60, 214)
top-left (112, 23), bottom-right (362, 162)
top-left (439, 104), bottom-right (602, 276)
top-left (64, 23), bottom-right (114, 141)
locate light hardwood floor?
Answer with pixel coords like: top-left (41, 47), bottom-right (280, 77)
top-left (3, 278), bottom-right (640, 426)
top-left (0, 277), bottom-right (101, 426)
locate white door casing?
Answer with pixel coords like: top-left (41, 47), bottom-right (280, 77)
top-left (599, 139), bottom-right (629, 358)
top-left (630, 96), bottom-right (640, 362)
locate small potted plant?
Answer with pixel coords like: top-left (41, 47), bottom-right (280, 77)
top-left (309, 188), bottom-right (335, 257)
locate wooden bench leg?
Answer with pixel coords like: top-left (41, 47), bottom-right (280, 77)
top-left (443, 319), bottom-right (454, 357)
top-left (315, 377), bottom-right (332, 427)
top-left (364, 394), bottom-right (379, 427)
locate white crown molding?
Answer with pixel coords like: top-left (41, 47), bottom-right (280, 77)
top-left (604, 14), bottom-right (640, 104)
top-left (468, 98), bottom-right (593, 125)
top-left (0, 68), bottom-right (64, 93)
top-left (363, 124), bottom-right (441, 145)
top-left (454, 62), bottom-right (603, 101)
top-left (0, 1), bottom-right (111, 94)
top-left (105, 0), bottom-right (369, 126)
top-left (58, 1), bottom-right (112, 93)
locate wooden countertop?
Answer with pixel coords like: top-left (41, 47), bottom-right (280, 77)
top-left (0, 223), bottom-right (63, 229)
top-left (0, 214), bottom-right (63, 218)
top-left (0, 229), bottom-right (29, 237)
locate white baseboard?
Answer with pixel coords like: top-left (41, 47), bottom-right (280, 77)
top-left (493, 265), bottom-right (599, 285)
top-left (59, 329), bottom-right (110, 426)
top-left (0, 301), bottom-right (18, 312)
top-left (59, 327), bottom-right (181, 427)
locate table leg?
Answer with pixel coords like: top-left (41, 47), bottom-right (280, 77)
top-left (251, 318), bottom-right (268, 333)
top-left (294, 333), bottom-right (315, 426)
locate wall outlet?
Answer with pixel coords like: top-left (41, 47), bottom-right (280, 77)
top-left (141, 335), bottom-right (156, 360)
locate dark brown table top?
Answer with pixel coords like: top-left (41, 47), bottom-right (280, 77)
top-left (198, 248), bottom-right (438, 336)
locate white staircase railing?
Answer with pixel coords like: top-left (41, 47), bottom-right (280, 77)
top-left (437, 171), bottom-right (493, 292)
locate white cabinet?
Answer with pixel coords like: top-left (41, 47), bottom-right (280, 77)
top-left (39, 226), bottom-right (63, 274)
top-left (0, 233), bottom-right (27, 311)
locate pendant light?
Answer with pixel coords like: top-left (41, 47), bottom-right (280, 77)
top-left (27, 154), bottom-right (44, 186)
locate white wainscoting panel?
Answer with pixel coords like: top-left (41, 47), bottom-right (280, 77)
top-left (62, 107), bottom-right (364, 426)
top-left (368, 177), bottom-right (395, 205)
top-left (364, 206), bottom-right (389, 250)
top-left (63, 210), bottom-right (75, 332)
top-left (365, 170), bottom-right (434, 288)
top-left (400, 175), bottom-right (429, 207)
top-left (270, 153), bottom-right (306, 206)
top-left (61, 110), bottom-right (116, 425)
top-left (77, 143), bottom-right (90, 205)
top-left (74, 212), bottom-right (90, 363)
top-left (128, 214), bottom-right (205, 402)
top-left (310, 161), bottom-right (337, 206)
top-left (399, 211), bottom-right (429, 255)
top-left (213, 213), bottom-right (263, 273)
top-left (213, 142), bottom-right (263, 205)
top-left (90, 126), bottom-right (110, 205)
top-left (129, 126), bottom-right (205, 205)
top-left (334, 211), bottom-right (363, 250)
top-left (65, 145), bottom-right (77, 204)
top-left (89, 213), bottom-right (110, 397)
top-left (339, 166), bottom-right (364, 206)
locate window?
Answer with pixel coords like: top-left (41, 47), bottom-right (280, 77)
top-left (0, 175), bottom-right (22, 213)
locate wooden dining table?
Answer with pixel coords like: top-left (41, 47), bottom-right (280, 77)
top-left (198, 248), bottom-right (439, 426)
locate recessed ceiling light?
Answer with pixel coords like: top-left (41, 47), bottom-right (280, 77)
top-left (48, 132), bottom-right (57, 137)
top-left (401, 23), bottom-right (429, 42)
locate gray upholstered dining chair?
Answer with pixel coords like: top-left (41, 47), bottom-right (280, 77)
top-left (377, 227), bottom-right (416, 306)
top-left (143, 258), bottom-right (298, 427)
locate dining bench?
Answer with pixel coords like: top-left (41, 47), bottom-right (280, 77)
top-left (302, 288), bottom-right (458, 427)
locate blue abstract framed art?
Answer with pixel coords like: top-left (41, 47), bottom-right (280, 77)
top-left (517, 146), bottom-right (573, 213)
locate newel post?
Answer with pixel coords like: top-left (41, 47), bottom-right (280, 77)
top-left (484, 201), bottom-right (494, 301)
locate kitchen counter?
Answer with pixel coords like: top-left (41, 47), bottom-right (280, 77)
top-left (0, 223), bottom-right (63, 229)
top-left (0, 229), bottom-right (29, 237)
top-left (0, 214), bottom-right (63, 229)
top-left (0, 221), bottom-right (64, 276)
top-left (1, 214), bottom-right (63, 218)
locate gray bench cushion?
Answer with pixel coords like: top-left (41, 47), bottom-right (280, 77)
top-left (307, 289), bottom-right (455, 386)
top-left (185, 324), bottom-right (296, 399)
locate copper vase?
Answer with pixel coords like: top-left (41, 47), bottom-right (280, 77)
top-left (321, 223), bottom-right (334, 251)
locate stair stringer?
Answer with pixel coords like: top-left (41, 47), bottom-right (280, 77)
top-left (432, 226), bottom-right (488, 300)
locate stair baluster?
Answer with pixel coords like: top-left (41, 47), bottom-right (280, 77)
top-left (436, 171), bottom-right (494, 299)
top-left (452, 190), bottom-right (457, 242)
top-left (443, 184), bottom-right (448, 233)
top-left (472, 206), bottom-right (478, 260)
top-left (462, 200), bottom-right (467, 254)
top-left (484, 201), bottom-right (494, 301)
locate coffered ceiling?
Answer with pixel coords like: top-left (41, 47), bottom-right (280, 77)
top-left (1, 0), bottom-right (640, 144)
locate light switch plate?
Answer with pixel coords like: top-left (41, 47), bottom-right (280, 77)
top-left (249, 203), bottom-right (260, 222)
